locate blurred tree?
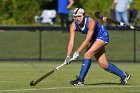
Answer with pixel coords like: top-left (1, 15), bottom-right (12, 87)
top-left (38, 0), bottom-right (57, 10)
top-left (0, 0), bottom-right (40, 25)
top-left (0, 0), bottom-right (139, 25)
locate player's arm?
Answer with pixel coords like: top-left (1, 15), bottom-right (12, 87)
top-left (77, 17), bottom-right (96, 53)
top-left (66, 22), bottom-right (76, 56)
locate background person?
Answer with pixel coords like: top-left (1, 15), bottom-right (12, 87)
top-left (64, 6), bottom-right (131, 86)
top-left (112, 0), bottom-right (131, 25)
top-left (57, 0), bottom-right (74, 32)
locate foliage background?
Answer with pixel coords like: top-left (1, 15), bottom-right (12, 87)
top-left (0, 0), bottom-right (139, 25)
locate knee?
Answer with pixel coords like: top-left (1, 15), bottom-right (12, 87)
top-left (98, 62), bottom-right (108, 69)
top-left (84, 52), bottom-right (92, 58)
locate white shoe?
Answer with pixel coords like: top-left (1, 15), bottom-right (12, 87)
top-left (120, 72), bottom-right (131, 85)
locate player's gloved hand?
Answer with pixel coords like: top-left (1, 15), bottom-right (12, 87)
top-left (72, 51), bottom-right (79, 60)
top-left (64, 56), bottom-right (71, 65)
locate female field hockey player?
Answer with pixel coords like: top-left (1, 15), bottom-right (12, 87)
top-left (64, 6), bottom-right (131, 86)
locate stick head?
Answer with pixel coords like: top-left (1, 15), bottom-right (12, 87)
top-left (30, 80), bottom-right (35, 86)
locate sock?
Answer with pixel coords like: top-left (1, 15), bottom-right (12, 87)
top-left (105, 63), bottom-right (126, 78)
top-left (79, 58), bottom-right (91, 82)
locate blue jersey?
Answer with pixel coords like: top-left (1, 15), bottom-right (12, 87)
top-left (58, 0), bottom-right (69, 14)
top-left (74, 16), bottom-right (109, 44)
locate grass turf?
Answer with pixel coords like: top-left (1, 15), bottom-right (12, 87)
top-left (0, 61), bottom-right (139, 93)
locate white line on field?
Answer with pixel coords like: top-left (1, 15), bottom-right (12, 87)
top-left (0, 81), bottom-right (15, 82)
top-left (0, 86), bottom-right (140, 92)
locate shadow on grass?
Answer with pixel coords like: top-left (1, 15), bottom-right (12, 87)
top-left (85, 82), bottom-right (120, 85)
top-left (86, 82), bottom-right (132, 86)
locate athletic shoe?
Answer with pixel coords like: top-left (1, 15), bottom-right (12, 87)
top-left (70, 76), bottom-right (84, 86)
top-left (120, 72), bottom-right (131, 85)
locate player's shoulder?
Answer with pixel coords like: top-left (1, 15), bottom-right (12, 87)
top-left (87, 16), bottom-right (96, 24)
top-left (86, 16), bottom-right (95, 21)
top-left (70, 21), bottom-right (75, 27)
top-left (70, 21), bottom-right (76, 30)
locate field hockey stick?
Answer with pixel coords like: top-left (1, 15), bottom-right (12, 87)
top-left (30, 58), bottom-right (74, 86)
top-left (95, 12), bottom-right (140, 31)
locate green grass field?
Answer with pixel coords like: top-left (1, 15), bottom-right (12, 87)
top-left (0, 61), bottom-right (140, 93)
top-left (0, 30), bottom-right (139, 93)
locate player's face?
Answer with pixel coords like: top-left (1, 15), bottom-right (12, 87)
top-left (73, 14), bottom-right (84, 24)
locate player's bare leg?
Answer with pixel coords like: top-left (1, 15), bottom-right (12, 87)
top-left (94, 47), bottom-right (131, 85)
top-left (70, 40), bottom-right (131, 86)
top-left (70, 40), bottom-right (106, 86)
